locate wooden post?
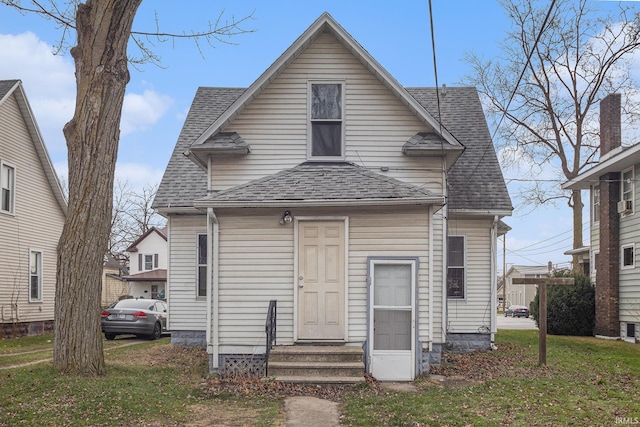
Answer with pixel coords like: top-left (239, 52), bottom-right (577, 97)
top-left (511, 277), bottom-right (574, 366)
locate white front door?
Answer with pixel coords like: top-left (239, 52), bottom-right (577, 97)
top-left (369, 260), bottom-right (416, 380)
top-left (297, 220), bottom-right (345, 340)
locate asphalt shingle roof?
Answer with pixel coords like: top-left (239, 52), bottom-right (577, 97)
top-left (154, 86), bottom-right (512, 213)
top-left (195, 162), bottom-right (442, 207)
top-left (407, 87), bottom-right (512, 212)
top-left (0, 80), bottom-right (19, 99)
top-left (154, 88), bottom-right (246, 208)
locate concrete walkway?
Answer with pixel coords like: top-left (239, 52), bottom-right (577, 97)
top-left (284, 382), bottom-right (418, 426)
top-left (285, 396), bottom-right (341, 427)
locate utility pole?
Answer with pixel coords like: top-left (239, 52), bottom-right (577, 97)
top-left (511, 276), bottom-right (574, 365)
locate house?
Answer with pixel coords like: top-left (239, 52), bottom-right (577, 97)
top-left (153, 13), bottom-right (512, 380)
top-left (563, 93), bottom-right (640, 343)
top-left (0, 80), bottom-right (67, 337)
top-left (117, 227), bottom-right (168, 301)
top-left (101, 253), bottom-right (128, 307)
top-left (501, 265), bottom-right (552, 310)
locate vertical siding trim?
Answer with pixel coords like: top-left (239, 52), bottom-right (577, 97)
top-left (208, 208), bottom-right (220, 367)
top-left (442, 208), bottom-right (448, 341)
top-left (428, 206), bottom-right (433, 351)
top-left (490, 216), bottom-right (498, 337)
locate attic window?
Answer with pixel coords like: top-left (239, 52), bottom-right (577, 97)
top-left (309, 82), bottom-right (344, 159)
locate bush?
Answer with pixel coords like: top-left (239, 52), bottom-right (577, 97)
top-left (530, 271), bottom-right (595, 336)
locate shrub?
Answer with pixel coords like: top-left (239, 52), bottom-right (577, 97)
top-left (530, 271), bottom-right (595, 336)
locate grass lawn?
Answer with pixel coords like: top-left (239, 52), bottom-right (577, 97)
top-left (0, 330), bottom-right (638, 426)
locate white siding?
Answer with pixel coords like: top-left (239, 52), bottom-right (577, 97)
top-left (130, 232), bottom-right (167, 273)
top-left (0, 91), bottom-right (64, 325)
top-left (213, 207), bottom-right (433, 349)
top-left (619, 164), bottom-right (640, 323)
top-left (446, 217), bottom-right (494, 333)
top-left (167, 215), bottom-right (207, 330)
top-left (211, 31), bottom-right (442, 193)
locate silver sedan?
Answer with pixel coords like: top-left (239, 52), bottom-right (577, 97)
top-left (101, 299), bottom-right (168, 340)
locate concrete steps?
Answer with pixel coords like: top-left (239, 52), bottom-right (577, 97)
top-left (267, 345), bottom-right (365, 384)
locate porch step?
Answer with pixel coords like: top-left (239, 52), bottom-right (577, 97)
top-left (267, 345), bottom-right (365, 384)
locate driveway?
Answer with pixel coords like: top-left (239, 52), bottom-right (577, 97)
top-left (497, 314), bottom-right (538, 330)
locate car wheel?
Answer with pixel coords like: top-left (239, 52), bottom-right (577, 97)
top-left (149, 322), bottom-right (162, 340)
top-left (104, 332), bottom-right (116, 340)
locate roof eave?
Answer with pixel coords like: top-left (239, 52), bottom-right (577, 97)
top-left (448, 208), bottom-right (513, 217)
top-left (194, 196), bottom-right (446, 209)
top-left (562, 143), bottom-right (640, 190)
top-left (7, 81), bottom-right (68, 215)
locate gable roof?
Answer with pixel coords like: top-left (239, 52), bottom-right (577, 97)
top-left (190, 13), bottom-right (463, 152)
top-left (154, 86), bottom-right (512, 213)
top-left (154, 15), bottom-right (511, 215)
top-left (126, 226), bottom-right (168, 253)
top-left (195, 162), bottom-right (444, 208)
top-left (0, 80), bottom-right (68, 215)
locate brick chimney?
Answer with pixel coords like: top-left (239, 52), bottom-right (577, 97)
top-left (595, 93), bottom-right (621, 337)
top-left (600, 93), bottom-right (622, 157)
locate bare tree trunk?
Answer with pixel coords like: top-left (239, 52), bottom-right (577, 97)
top-left (54, 0), bottom-right (141, 376)
top-left (572, 189), bottom-right (584, 269)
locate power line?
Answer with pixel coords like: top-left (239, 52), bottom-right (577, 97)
top-left (468, 0), bottom-right (558, 180)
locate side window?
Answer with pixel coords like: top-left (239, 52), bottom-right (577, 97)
top-left (197, 234), bottom-right (207, 297)
top-left (1, 161), bottom-right (16, 214)
top-left (592, 184), bottom-right (600, 224)
top-left (309, 82), bottom-right (344, 159)
top-left (622, 244), bottom-right (635, 269)
top-left (621, 167), bottom-right (634, 214)
top-left (29, 250), bottom-right (43, 302)
top-left (447, 236), bottom-right (465, 299)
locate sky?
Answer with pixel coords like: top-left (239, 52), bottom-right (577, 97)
top-left (0, 0), bottom-right (636, 273)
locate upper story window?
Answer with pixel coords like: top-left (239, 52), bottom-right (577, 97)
top-left (621, 167), bottom-right (634, 215)
top-left (29, 250), bottom-right (43, 302)
top-left (447, 235), bottom-right (466, 299)
top-left (137, 253), bottom-right (158, 271)
top-left (309, 82), bottom-right (344, 159)
top-left (1, 161), bottom-right (16, 214)
top-left (592, 184), bottom-right (600, 223)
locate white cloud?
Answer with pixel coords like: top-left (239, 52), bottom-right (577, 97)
top-left (120, 90), bottom-right (173, 136)
top-left (0, 32), bottom-right (75, 154)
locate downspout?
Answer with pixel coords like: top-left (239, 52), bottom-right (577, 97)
top-left (442, 169), bottom-right (448, 345)
top-left (490, 215), bottom-right (498, 348)
top-left (207, 208), bottom-right (220, 368)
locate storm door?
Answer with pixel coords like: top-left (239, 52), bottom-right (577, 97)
top-left (369, 260), bottom-right (415, 380)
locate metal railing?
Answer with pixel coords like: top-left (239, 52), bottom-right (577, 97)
top-left (264, 299), bottom-right (277, 376)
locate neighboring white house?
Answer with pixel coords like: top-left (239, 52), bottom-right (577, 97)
top-left (563, 94), bottom-right (640, 343)
top-left (502, 265), bottom-right (551, 310)
top-left (0, 80), bottom-right (67, 337)
top-left (118, 227), bottom-right (168, 301)
top-left (153, 13), bottom-right (512, 380)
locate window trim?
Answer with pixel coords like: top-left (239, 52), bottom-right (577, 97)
top-left (592, 184), bottom-right (600, 224)
top-left (1, 161), bottom-right (16, 215)
top-left (621, 167), bottom-right (634, 216)
top-left (447, 235), bottom-right (466, 299)
top-left (197, 233), bottom-right (207, 298)
top-left (307, 81), bottom-right (346, 161)
top-left (29, 249), bottom-right (43, 303)
top-left (621, 243), bottom-right (635, 270)
top-left (144, 254), bottom-right (154, 271)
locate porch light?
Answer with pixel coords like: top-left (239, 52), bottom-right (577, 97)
top-left (280, 210), bottom-right (293, 225)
